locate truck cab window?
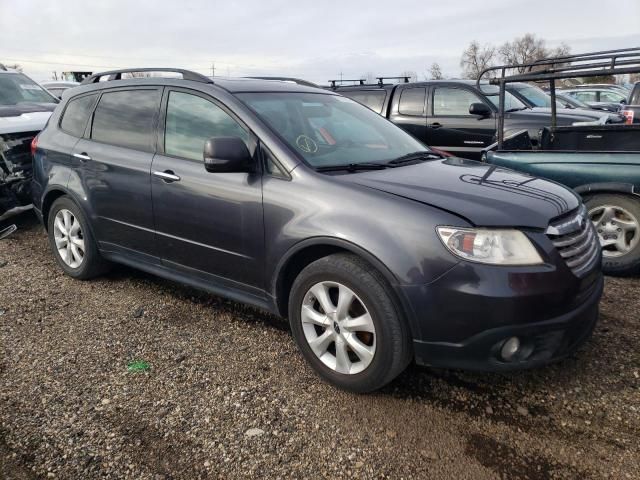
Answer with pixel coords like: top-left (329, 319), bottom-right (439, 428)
top-left (433, 88), bottom-right (484, 116)
top-left (341, 90), bottom-right (387, 114)
top-left (398, 88), bottom-right (426, 116)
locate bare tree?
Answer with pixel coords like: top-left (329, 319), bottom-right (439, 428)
top-left (499, 34), bottom-right (571, 73)
top-left (400, 71), bottom-right (418, 82)
top-left (429, 63), bottom-right (443, 80)
top-left (460, 41), bottom-right (496, 79)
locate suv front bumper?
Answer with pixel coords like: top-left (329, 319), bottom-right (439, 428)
top-left (402, 263), bottom-right (603, 371)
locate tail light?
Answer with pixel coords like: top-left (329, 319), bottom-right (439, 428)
top-left (621, 109), bottom-right (634, 125)
top-left (30, 135), bottom-right (39, 157)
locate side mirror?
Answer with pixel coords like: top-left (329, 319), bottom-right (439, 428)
top-left (469, 102), bottom-right (491, 117)
top-left (203, 137), bottom-right (253, 173)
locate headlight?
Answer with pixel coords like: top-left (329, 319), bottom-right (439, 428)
top-left (436, 227), bottom-right (543, 265)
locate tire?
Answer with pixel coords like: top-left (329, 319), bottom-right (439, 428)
top-left (47, 196), bottom-right (109, 279)
top-left (288, 253), bottom-right (412, 393)
top-left (585, 194), bottom-right (640, 276)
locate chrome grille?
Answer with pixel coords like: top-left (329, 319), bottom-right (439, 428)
top-left (547, 205), bottom-right (600, 277)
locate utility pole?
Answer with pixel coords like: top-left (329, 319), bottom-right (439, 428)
top-left (211, 62), bottom-right (215, 77)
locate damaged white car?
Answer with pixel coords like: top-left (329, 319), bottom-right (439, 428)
top-left (0, 65), bottom-right (58, 225)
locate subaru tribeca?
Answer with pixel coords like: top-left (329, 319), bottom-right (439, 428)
top-left (32, 69), bottom-right (603, 392)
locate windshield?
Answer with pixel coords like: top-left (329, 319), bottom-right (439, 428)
top-left (514, 85), bottom-right (552, 107)
top-left (479, 84), bottom-right (527, 111)
top-left (237, 92), bottom-right (429, 168)
top-left (558, 94), bottom-right (589, 109)
top-left (0, 73), bottom-right (58, 106)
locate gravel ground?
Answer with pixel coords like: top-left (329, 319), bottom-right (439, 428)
top-left (1, 214), bottom-right (639, 479)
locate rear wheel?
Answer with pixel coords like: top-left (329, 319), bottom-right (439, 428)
top-left (288, 253), bottom-right (411, 393)
top-left (47, 196), bottom-right (109, 279)
top-left (585, 194), bottom-right (640, 275)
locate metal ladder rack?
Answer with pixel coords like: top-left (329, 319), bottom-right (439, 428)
top-left (476, 47), bottom-right (640, 149)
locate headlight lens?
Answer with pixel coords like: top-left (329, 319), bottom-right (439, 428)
top-left (436, 227), bottom-right (543, 265)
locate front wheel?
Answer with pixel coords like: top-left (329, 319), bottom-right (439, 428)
top-left (585, 194), bottom-right (640, 275)
top-left (288, 253), bottom-right (412, 393)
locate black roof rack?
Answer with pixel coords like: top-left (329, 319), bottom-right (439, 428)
top-left (247, 76), bottom-right (319, 88)
top-left (476, 47), bottom-right (640, 149)
top-left (478, 47), bottom-right (640, 85)
top-left (376, 76), bottom-right (410, 86)
top-left (328, 79), bottom-right (366, 89)
top-left (81, 68), bottom-right (213, 85)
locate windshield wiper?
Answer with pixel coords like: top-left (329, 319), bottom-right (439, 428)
top-left (505, 106), bottom-right (529, 112)
top-left (387, 151), bottom-right (445, 166)
top-left (315, 162), bottom-right (388, 173)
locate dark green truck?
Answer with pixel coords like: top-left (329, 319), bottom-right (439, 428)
top-left (480, 48), bottom-right (640, 275)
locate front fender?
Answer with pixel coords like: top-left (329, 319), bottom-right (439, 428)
top-left (262, 172), bottom-right (464, 290)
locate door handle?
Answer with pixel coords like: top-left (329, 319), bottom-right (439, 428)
top-left (153, 170), bottom-right (181, 182)
top-left (429, 123), bottom-right (442, 129)
top-left (73, 152), bottom-right (92, 162)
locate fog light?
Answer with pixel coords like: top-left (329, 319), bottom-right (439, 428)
top-left (501, 337), bottom-right (521, 361)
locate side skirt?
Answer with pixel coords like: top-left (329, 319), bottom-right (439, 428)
top-left (100, 250), bottom-right (278, 315)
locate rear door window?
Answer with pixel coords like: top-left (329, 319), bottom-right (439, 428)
top-left (91, 89), bottom-right (160, 152)
top-left (341, 90), bottom-right (387, 114)
top-left (573, 91), bottom-right (597, 102)
top-left (60, 94), bottom-right (98, 137)
top-left (164, 90), bottom-right (248, 161)
top-left (398, 87), bottom-right (426, 116)
top-left (599, 90), bottom-right (626, 102)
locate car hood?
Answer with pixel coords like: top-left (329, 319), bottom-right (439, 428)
top-left (337, 157), bottom-right (579, 229)
top-left (524, 107), bottom-right (608, 121)
top-left (0, 104), bottom-right (53, 134)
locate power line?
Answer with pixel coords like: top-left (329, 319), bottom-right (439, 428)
top-left (0, 57), bottom-right (213, 73)
top-left (0, 49), bottom-right (285, 70)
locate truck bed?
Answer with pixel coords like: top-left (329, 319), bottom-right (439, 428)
top-left (485, 150), bottom-right (640, 192)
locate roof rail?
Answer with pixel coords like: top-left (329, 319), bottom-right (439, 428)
top-left (376, 76), bottom-right (410, 86)
top-left (81, 68), bottom-right (213, 85)
top-left (328, 79), bottom-right (366, 89)
top-left (247, 76), bottom-right (319, 88)
top-left (0, 63), bottom-right (7, 71)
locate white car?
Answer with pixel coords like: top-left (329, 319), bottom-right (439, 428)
top-left (41, 81), bottom-right (80, 99)
top-left (0, 65), bottom-right (58, 221)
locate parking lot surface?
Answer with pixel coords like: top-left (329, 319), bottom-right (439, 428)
top-left (1, 216), bottom-right (639, 479)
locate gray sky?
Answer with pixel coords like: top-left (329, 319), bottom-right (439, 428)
top-left (1, 0), bottom-right (639, 83)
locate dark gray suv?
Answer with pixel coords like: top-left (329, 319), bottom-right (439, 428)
top-left (32, 69), bottom-right (603, 392)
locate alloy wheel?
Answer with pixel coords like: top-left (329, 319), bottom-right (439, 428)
top-left (589, 204), bottom-right (639, 257)
top-left (301, 281), bottom-right (376, 375)
top-left (53, 209), bottom-right (85, 268)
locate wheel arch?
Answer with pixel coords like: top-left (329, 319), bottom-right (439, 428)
top-left (575, 182), bottom-right (640, 200)
top-left (42, 188), bottom-right (69, 230)
top-left (41, 187), bottom-right (93, 234)
top-left (272, 237), bottom-right (410, 322)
